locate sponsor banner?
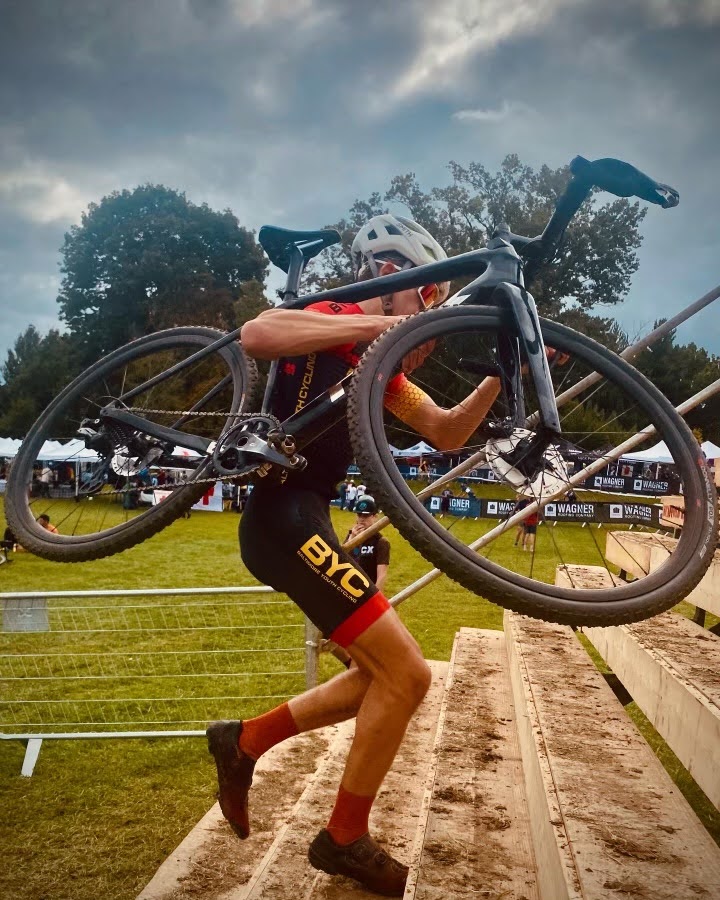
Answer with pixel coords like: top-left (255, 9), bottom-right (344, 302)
top-left (483, 499), bottom-right (517, 518)
top-left (425, 495), bottom-right (662, 526)
top-left (425, 495), bottom-right (482, 517)
top-left (604, 502), bottom-right (661, 526)
top-left (544, 501), bottom-right (596, 522)
top-left (583, 473), bottom-right (672, 495)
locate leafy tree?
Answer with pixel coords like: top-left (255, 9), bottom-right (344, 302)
top-left (635, 324), bottom-right (720, 444)
top-left (305, 155), bottom-right (647, 321)
top-left (0, 326), bottom-right (81, 437)
top-left (57, 185), bottom-right (267, 360)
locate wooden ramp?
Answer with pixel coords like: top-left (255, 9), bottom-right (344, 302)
top-left (139, 627), bottom-right (720, 900)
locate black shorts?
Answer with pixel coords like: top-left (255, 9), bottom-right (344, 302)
top-left (523, 524), bottom-right (537, 535)
top-left (240, 483), bottom-right (389, 647)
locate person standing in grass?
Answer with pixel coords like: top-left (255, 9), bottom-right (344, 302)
top-left (344, 495), bottom-right (390, 593)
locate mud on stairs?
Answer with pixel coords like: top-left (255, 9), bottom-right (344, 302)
top-left (139, 616), bottom-right (720, 899)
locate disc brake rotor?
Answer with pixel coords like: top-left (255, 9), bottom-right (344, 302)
top-left (486, 428), bottom-right (569, 499)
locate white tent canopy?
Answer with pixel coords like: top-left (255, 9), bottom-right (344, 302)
top-left (0, 438), bottom-right (99, 462)
top-left (392, 440), bottom-right (438, 458)
top-left (622, 439), bottom-right (720, 465)
top-left (0, 437), bottom-right (22, 457)
top-left (621, 441), bottom-right (674, 465)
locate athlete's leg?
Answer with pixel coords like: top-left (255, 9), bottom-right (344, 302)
top-left (331, 608), bottom-right (430, 799)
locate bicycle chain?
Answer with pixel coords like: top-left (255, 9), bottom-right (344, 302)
top-left (92, 410), bottom-right (281, 496)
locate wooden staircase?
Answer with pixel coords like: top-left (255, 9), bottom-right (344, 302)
top-left (139, 614), bottom-right (720, 899)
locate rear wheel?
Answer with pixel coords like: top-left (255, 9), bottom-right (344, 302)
top-left (5, 327), bottom-right (256, 562)
top-left (348, 306), bottom-right (717, 626)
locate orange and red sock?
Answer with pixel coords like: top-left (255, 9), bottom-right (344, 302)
top-left (326, 784), bottom-right (376, 846)
top-left (238, 702), bottom-right (298, 761)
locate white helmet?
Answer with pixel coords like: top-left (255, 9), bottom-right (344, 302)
top-left (351, 214), bottom-right (450, 306)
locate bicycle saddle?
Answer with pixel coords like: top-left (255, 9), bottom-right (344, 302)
top-left (258, 225), bottom-right (342, 272)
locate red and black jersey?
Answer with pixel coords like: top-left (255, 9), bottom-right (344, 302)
top-left (270, 301), bottom-right (367, 496)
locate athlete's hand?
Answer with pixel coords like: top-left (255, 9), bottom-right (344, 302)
top-left (402, 339), bottom-right (437, 374)
top-left (521, 346), bottom-right (569, 375)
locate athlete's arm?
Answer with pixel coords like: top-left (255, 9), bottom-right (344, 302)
top-left (375, 564), bottom-right (389, 592)
top-left (384, 375), bottom-right (501, 452)
top-left (241, 308), bottom-right (402, 360)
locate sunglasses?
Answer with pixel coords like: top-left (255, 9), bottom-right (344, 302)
top-left (380, 259), bottom-right (439, 309)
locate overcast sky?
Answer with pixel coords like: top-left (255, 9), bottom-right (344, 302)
top-left (1, 0), bottom-right (719, 371)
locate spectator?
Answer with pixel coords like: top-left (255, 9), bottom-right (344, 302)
top-left (39, 465), bottom-right (53, 498)
top-left (344, 495), bottom-right (391, 592)
top-left (338, 479), bottom-right (349, 510)
top-left (418, 458), bottom-right (430, 480)
top-left (439, 487), bottom-right (453, 519)
top-left (345, 481), bottom-right (358, 511)
top-left (1, 523), bottom-right (16, 564)
top-left (513, 497), bottom-right (530, 547)
top-left (36, 514), bottom-right (59, 534)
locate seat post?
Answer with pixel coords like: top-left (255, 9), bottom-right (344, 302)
top-left (282, 245), bottom-right (306, 302)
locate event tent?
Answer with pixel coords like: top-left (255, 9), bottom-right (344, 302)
top-left (621, 441), bottom-right (674, 465)
top-left (392, 440), bottom-right (438, 458)
top-left (0, 438), bottom-right (99, 462)
top-left (623, 439), bottom-right (720, 465)
top-left (0, 437), bottom-right (22, 457)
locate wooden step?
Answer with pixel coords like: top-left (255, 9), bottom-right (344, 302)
top-left (506, 610), bottom-right (720, 899)
top-left (585, 613), bottom-right (720, 810)
top-left (557, 563), bottom-right (720, 809)
top-left (405, 628), bottom-right (538, 900)
top-left (137, 728), bottom-right (337, 900)
top-left (605, 532), bottom-right (720, 616)
top-left (223, 660), bottom-right (449, 900)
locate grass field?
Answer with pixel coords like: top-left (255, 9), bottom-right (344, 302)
top-left (1, 493), bottom-right (718, 899)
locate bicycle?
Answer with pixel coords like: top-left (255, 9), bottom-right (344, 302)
top-left (6, 156), bottom-right (717, 625)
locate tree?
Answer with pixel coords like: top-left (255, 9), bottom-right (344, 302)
top-left (635, 324), bottom-right (720, 444)
top-left (0, 326), bottom-right (81, 437)
top-left (305, 155), bottom-right (647, 321)
top-left (57, 185), bottom-right (268, 360)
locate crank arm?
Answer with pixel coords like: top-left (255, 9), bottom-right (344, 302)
top-left (215, 432), bottom-right (304, 472)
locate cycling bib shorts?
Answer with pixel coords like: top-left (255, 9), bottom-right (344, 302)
top-left (240, 483), bottom-right (390, 646)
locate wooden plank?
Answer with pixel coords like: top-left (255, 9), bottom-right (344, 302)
top-left (227, 661), bottom-right (449, 900)
top-left (605, 532), bottom-right (720, 616)
top-left (585, 612), bottom-right (720, 809)
top-left (506, 610), bottom-right (720, 899)
top-left (137, 728), bottom-right (335, 900)
top-left (407, 628), bottom-right (538, 900)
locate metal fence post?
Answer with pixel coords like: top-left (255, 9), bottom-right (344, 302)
top-left (304, 618), bottom-right (321, 689)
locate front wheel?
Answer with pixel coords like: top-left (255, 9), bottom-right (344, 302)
top-left (5, 327), bottom-right (257, 562)
top-left (347, 306), bottom-right (717, 626)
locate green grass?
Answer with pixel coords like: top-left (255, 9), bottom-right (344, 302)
top-left (1, 495), bottom-right (717, 898)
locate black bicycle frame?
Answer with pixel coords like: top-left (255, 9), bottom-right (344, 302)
top-left (98, 177), bottom-right (594, 461)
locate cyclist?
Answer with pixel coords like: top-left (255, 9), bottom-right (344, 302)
top-left (207, 215), bottom-right (502, 896)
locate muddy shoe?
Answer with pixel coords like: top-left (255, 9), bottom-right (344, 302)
top-left (206, 720), bottom-right (256, 839)
top-left (308, 829), bottom-right (408, 897)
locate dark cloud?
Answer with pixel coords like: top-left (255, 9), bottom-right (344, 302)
top-left (0, 0), bottom-right (718, 373)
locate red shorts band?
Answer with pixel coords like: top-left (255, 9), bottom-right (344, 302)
top-left (329, 592), bottom-right (390, 648)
